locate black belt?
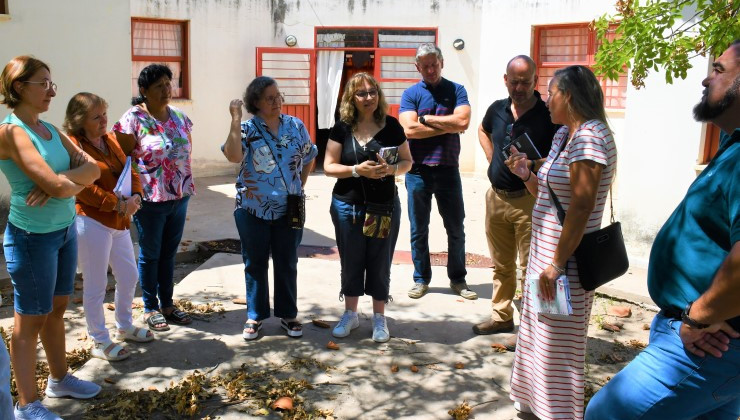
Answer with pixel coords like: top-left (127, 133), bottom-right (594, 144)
top-left (662, 307), bottom-right (740, 332)
top-left (493, 187), bottom-right (528, 199)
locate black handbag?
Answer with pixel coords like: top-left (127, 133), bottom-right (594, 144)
top-left (546, 141), bottom-right (629, 291)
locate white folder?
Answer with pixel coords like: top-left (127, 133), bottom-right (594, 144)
top-left (113, 157), bottom-right (132, 197)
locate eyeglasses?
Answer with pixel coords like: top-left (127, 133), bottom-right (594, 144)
top-left (263, 92), bottom-right (285, 105)
top-left (23, 80), bottom-right (57, 93)
top-left (355, 89), bottom-right (378, 99)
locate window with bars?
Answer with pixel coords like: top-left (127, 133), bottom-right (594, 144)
top-left (316, 27), bottom-right (437, 49)
top-left (131, 18), bottom-right (189, 99)
top-left (533, 24), bottom-right (627, 110)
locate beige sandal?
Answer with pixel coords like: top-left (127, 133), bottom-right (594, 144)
top-left (116, 326), bottom-right (154, 343)
top-left (92, 340), bottom-right (130, 362)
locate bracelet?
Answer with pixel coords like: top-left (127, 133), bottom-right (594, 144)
top-left (550, 262), bottom-right (566, 274)
top-left (522, 170), bottom-right (532, 182)
top-left (529, 160), bottom-right (536, 172)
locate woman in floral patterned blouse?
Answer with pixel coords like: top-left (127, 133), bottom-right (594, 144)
top-left (114, 64), bottom-right (195, 332)
top-left (223, 76), bottom-right (317, 340)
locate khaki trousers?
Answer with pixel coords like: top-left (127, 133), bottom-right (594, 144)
top-left (485, 187), bottom-right (535, 322)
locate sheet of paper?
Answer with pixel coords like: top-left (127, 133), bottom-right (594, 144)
top-left (113, 156), bottom-right (132, 197)
top-left (528, 274), bottom-right (573, 315)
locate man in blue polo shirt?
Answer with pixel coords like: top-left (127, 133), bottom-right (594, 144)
top-left (399, 43), bottom-right (475, 300)
top-left (586, 40), bottom-right (740, 420)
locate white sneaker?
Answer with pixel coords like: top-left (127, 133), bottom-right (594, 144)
top-left (332, 310), bottom-right (359, 338)
top-left (372, 313), bottom-right (390, 343)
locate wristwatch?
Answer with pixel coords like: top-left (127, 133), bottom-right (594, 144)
top-left (351, 165), bottom-right (360, 178)
top-left (419, 115), bottom-right (428, 126)
top-left (681, 301), bottom-right (710, 329)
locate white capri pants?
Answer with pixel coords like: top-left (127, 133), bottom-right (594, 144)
top-left (76, 215), bottom-right (138, 343)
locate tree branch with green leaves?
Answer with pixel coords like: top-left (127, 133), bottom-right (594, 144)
top-left (593, 0), bottom-right (740, 88)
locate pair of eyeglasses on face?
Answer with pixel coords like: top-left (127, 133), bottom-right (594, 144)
top-left (264, 92), bottom-right (285, 105)
top-left (355, 89), bottom-right (378, 99)
top-left (23, 79), bottom-right (58, 93)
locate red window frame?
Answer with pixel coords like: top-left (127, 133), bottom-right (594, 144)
top-left (131, 18), bottom-right (190, 99)
top-left (313, 26), bottom-right (438, 50)
top-left (533, 23), bottom-right (627, 109)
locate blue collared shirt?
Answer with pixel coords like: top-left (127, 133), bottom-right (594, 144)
top-left (234, 114), bottom-right (317, 220)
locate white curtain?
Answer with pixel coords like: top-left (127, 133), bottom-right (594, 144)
top-left (316, 51), bottom-right (344, 129)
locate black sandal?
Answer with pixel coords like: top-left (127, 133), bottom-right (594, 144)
top-left (163, 308), bottom-right (192, 325)
top-left (143, 312), bottom-right (170, 332)
top-left (281, 319), bottom-right (303, 338)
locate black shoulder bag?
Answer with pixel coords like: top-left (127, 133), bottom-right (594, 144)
top-left (546, 138), bottom-right (629, 291)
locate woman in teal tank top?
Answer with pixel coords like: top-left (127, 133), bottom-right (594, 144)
top-left (0, 56), bottom-right (101, 420)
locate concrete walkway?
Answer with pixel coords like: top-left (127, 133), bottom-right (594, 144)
top-left (17, 174), bottom-right (655, 419)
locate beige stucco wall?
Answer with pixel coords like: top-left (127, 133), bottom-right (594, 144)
top-left (0, 0), bottom-right (132, 194)
top-left (0, 0), bottom-right (717, 261)
top-left (131, 0), bottom-right (484, 176)
top-left (476, 0), bottom-right (711, 261)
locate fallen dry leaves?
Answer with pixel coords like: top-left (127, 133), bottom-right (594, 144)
top-left (174, 298), bottom-right (225, 321)
top-left (627, 339), bottom-right (647, 350)
top-left (491, 343), bottom-right (508, 353)
top-left (454, 362), bottom-right (464, 369)
top-left (448, 400), bottom-right (472, 420)
top-left (390, 364), bottom-right (399, 373)
top-left (410, 365), bottom-right (419, 373)
top-left (311, 319), bottom-right (331, 329)
top-left (106, 303), bottom-right (115, 311)
top-left (326, 341), bottom-right (340, 350)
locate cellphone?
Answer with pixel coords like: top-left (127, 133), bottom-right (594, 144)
top-left (378, 146), bottom-right (399, 164)
top-left (501, 132), bottom-right (541, 160)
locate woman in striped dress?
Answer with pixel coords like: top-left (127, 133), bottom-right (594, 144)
top-left (505, 65), bottom-right (618, 419)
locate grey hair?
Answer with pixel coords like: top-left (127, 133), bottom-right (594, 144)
top-left (415, 43), bottom-right (443, 62)
top-left (553, 66), bottom-right (609, 130)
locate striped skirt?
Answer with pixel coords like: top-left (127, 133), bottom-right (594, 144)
top-left (510, 271), bottom-right (595, 420)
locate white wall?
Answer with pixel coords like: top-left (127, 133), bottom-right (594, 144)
top-left (476, 0), bottom-right (711, 260)
top-left (0, 0), bottom-right (131, 194)
top-left (131, 0), bottom-right (483, 174)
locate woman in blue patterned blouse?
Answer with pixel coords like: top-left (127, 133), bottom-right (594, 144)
top-left (222, 76), bottom-right (317, 340)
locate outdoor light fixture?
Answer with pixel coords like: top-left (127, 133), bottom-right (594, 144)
top-left (453, 39), bottom-right (465, 50)
top-left (285, 35), bottom-right (297, 47)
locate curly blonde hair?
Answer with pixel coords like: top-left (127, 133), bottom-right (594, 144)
top-left (339, 73), bottom-right (388, 128)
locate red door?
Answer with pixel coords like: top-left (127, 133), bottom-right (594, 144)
top-left (256, 47), bottom-right (317, 142)
top-left (373, 49), bottom-right (419, 118)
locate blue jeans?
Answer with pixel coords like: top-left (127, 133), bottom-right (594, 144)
top-left (234, 209), bottom-right (302, 322)
top-left (330, 196), bottom-right (401, 301)
top-left (405, 165), bottom-right (466, 285)
top-left (0, 341), bottom-right (12, 420)
top-left (585, 312), bottom-right (739, 420)
top-left (133, 196), bottom-right (190, 313)
top-left (3, 222), bottom-right (77, 315)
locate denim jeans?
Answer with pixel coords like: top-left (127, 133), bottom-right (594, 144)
top-left (3, 221), bottom-right (77, 315)
top-left (133, 196), bottom-right (190, 313)
top-left (0, 339), bottom-right (12, 420)
top-left (585, 312), bottom-right (739, 419)
top-left (330, 196), bottom-right (401, 301)
top-left (405, 165), bottom-right (466, 285)
top-left (234, 209), bottom-right (302, 322)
